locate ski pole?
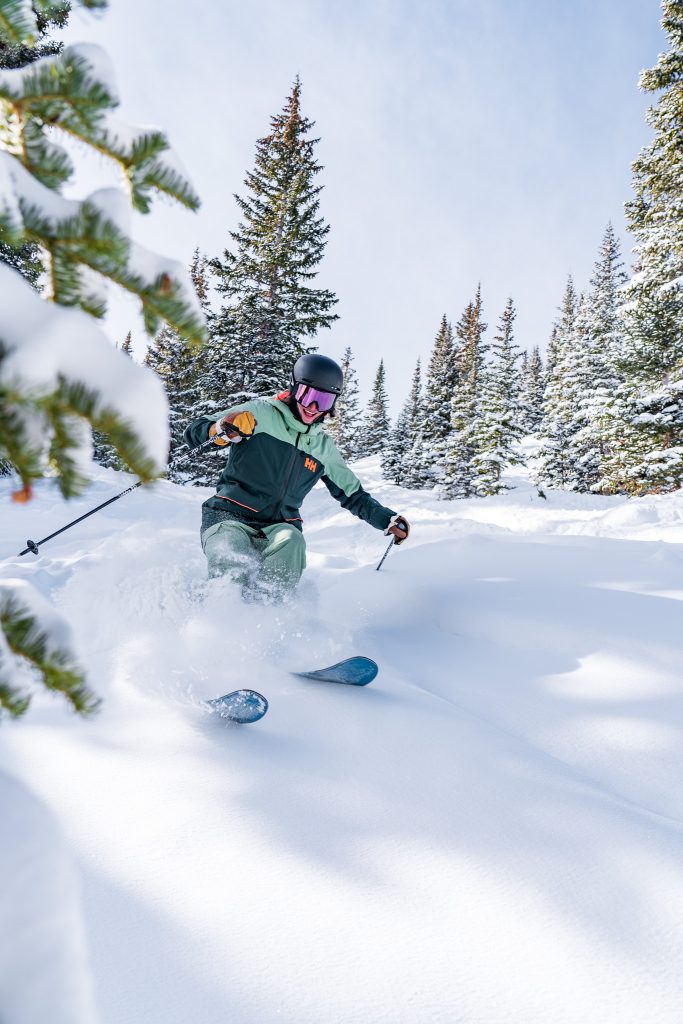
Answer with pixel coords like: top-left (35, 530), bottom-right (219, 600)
top-left (376, 537), bottom-right (394, 571)
top-left (16, 428), bottom-right (240, 557)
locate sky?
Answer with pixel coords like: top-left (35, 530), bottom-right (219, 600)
top-left (60, 0), bottom-right (666, 410)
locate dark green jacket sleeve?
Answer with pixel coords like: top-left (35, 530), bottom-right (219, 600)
top-left (320, 437), bottom-right (395, 531)
top-left (183, 415), bottom-right (215, 449)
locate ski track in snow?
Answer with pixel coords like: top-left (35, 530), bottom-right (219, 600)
top-left (2, 457), bottom-right (683, 1024)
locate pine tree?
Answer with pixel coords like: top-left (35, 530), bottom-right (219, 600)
top-left (0, 0), bottom-right (59, 480)
top-left (544, 326), bottom-right (560, 381)
top-left (0, 0), bottom-right (67, 289)
top-left (93, 331), bottom-right (134, 469)
top-left (326, 346), bottom-right (362, 461)
top-left (381, 406), bottom-right (409, 484)
top-left (0, 0), bottom-right (204, 718)
top-left (382, 359), bottom-right (423, 486)
top-left (572, 224), bottom-right (627, 491)
top-left (470, 298), bottom-right (525, 495)
top-left (401, 359), bottom-right (426, 488)
top-left (415, 314), bottom-right (457, 487)
top-left (519, 346), bottom-right (544, 433)
top-left (360, 359), bottom-right (390, 456)
top-left (598, 3), bottom-right (683, 494)
top-left (210, 78), bottom-right (338, 402)
top-left (528, 348), bottom-right (544, 432)
top-left (443, 286), bottom-right (488, 498)
top-left (145, 249), bottom-right (214, 483)
top-left (536, 277), bottom-right (580, 488)
top-left (518, 349), bottom-right (529, 428)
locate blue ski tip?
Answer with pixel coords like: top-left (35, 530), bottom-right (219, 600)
top-left (205, 689), bottom-right (269, 724)
top-left (292, 656), bottom-right (378, 686)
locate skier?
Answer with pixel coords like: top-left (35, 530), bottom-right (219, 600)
top-left (184, 354), bottom-right (410, 600)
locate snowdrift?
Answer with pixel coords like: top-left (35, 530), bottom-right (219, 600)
top-left (1, 458), bottom-right (683, 1023)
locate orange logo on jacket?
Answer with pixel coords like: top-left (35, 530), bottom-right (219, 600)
top-left (304, 457), bottom-right (318, 473)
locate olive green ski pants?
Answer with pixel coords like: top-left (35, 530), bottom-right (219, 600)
top-left (201, 519), bottom-right (306, 600)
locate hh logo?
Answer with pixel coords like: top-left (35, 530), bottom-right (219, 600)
top-left (304, 457), bottom-right (318, 473)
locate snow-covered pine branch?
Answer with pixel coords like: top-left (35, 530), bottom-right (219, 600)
top-left (0, 2), bottom-right (204, 716)
top-left (0, 578), bottom-right (97, 717)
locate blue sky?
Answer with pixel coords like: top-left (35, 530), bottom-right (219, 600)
top-left (62, 0), bottom-right (665, 409)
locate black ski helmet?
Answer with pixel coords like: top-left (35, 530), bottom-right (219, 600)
top-left (291, 354), bottom-right (344, 397)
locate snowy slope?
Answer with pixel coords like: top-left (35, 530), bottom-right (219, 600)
top-left (2, 458), bottom-right (683, 1024)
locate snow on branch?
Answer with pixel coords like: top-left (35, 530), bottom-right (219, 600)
top-left (0, 577), bottom-right (96, 717)
top-left (0, 1), bottom-right (106, 48)
top-left (0, 45), bottom-right (198, 212)
top-left (0, 261), bottom-right (170, 476)
top-left (0, 153), bottom-right (205, 340)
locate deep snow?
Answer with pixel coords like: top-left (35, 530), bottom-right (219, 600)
top-left (2, 456), bottom-right (683, 1024)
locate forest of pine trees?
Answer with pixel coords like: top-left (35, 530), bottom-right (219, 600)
top-left (377, 2), bottom-right (682, 499)
top-left (7, 2), bottom-right (679, 502)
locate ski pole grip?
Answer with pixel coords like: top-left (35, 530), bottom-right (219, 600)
top-left (221, 424), bottom-right (251, 440)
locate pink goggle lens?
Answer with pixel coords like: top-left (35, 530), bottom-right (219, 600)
top-left (295, 384), bottom-right (337, 412)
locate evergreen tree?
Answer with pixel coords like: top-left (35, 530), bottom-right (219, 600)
top-left (401, 358), bottom-right (427, 489)
top-left (382, 359), bottom-right (423, 486)
top-left (536, 277), bottom-right (580, 488)
top-left (519, 346), bottom-right (544, 433)
top-left (0, 0), bottom-right (68, 289)
top-left (326, 346), bottom-right (362, 461)
top-left (210, 78), bottom-right (338, 402)
top-left (145, 249), bottom-right (215, 483)
top-left (381, 406), bottom-right (409, 484)
top-left (93, 331), bottom-right (134, 469)
top-left (518, 349), bottom-right (529, 427)
top-left (415, 314), bottom-right (457, 487)
top-left (470, 298), bottom-right (525, 495)
top-left (544, 326), bottom-right (560, 381)
top-left (0, 0), bottom-right (204, 717)
top-left (572, 224), bottom-right (627, 491)
top-left (598, 3), bottom-right (683, 494)
top-left (443, 286), bottom-right (487, 498)
top-left (359, 359), bottom-right (390, 456)
top-left (528, 348), bottom-right (544, 432)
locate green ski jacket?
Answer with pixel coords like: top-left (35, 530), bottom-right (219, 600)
top-left (184, 397), bottom-right (396, 535)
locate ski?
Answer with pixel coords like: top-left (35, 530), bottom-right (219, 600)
top-left (291, 656), bottom-right (378, 686)
top-left (205, 689), bottom-right (269, 724)
top-left (206, 657), bottom-right (378, 724)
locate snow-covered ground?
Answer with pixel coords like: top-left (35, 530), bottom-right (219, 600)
top-left (2, 456), bottom-right (683, 1024)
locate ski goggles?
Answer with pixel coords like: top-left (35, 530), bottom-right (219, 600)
top-left (294, 383), bottom-right (337, 412)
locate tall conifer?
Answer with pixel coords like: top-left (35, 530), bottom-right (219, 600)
top-left (146, 249), bottom-right (213, 482)
top-left (599, 3), bottom-right (683, 493)
top-left (360, 360), bottom-right (390, 456)
top-left (470, 298), bottom-right (525, 495)
top-left (572, 224), bottom-right (627, 491)
top-left (443, 286), bottom-right (487, 498)
top-left (326, 347), bottom-right (362, 460)
top-left (401, 358), bottom-right (427, 489)
top-left (518, 347), bottom-right (545, 433)
top-left (210, 78), bottom-right (338, 402)
top-left (381, 407), bottom-right (409, 484)
top-left (416, 314), bottom-right (457, 486)
top-left (382, 359), bottom-right (423, 486)
top-left (93, 332), bottom-right (134, 470)
top-left (536, 277), bottom-right (580, 488)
